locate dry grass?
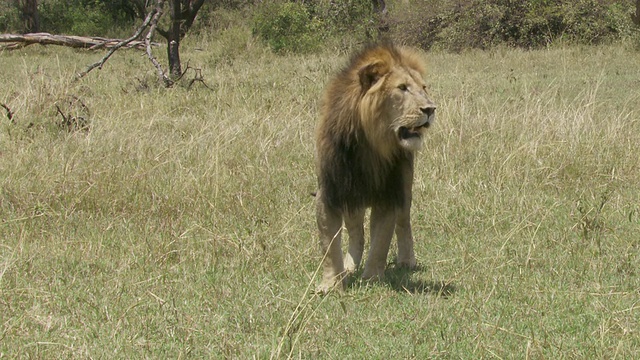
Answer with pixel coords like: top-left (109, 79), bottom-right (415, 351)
top-left (1, 35), bottom-right (639, 358)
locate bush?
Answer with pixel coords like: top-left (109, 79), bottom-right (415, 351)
top-left (390, 0), bottom-right (636, 51)
top-left (252, 0), bottom-right (380, 54)
top-left (0, 2), bottom-right (22, 33)
top-left (252, 1), bottom-right (325, 54)
top-left (310, 0), bottom-right (380, 38)
top-left (37, 0), bottom-right (136, 36)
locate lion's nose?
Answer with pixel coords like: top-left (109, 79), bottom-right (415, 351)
top-left (420, 106), bottom-right (436, 117)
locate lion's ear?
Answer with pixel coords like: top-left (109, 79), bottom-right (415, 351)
top-left (358, 61), bottom-right (390, 91)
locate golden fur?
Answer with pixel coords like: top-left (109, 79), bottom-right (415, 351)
top-left (315, 42), bottom-right (436, 292)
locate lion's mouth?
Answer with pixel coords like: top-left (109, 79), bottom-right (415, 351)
top-left (398, 122), bottom-right (430, 140)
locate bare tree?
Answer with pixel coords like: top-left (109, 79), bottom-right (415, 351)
top-left (75, 3), bottom-right (171, 86)
top-left (372, 0), bottom-right (386, 15)
top-left (74, 0), bottom-right (206, 86)
top-left (20, 0), bottom-right (39, 33)
top-left (371, 0), bottom-right (388, 33)
top-left (156, 0), bottom-right (206, 78)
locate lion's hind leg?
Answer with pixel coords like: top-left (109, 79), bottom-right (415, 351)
top-left (395, 200), bottom-right (417, 269)
top-left (316, 193), bottom-right (346, 293)
top-left (343, 208), bottom-right (365, 273)
top-left (362, 206), bottom-right (396, 281)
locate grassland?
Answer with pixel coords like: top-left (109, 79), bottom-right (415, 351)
top-left (1, 33), bottom-right (640, 358)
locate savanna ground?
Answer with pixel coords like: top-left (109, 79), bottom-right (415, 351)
top-left (1, 31), bottom-right (640, 358)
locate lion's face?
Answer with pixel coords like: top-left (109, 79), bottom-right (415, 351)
top-left (357, 50), bottom-right (436, 157)
top-left (383, 66), bottom-right (436, 152)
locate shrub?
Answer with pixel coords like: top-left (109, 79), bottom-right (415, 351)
top-left (37, 0), bottom-right (135, 36)
top-left (388, 0), bottom-right (448, 50)
top-left (252, 0), bottom-right (380, 54)
top-left (310, 0), bottom-right (380, 39)
top-left (0, 2), bottom-right (22, 33)
top-left (389, 0), bottom-right (636, 51)
top-left (252, 1), bottom-right (325, 54)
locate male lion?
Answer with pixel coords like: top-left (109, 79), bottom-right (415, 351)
top-left (315, 42), bottom-right (436, 293)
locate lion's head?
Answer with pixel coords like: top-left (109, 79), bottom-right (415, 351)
top-left (354, 44), bottom-right (436, 159)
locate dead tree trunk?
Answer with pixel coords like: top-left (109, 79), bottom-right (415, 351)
top-left (21, 0), bottom-right (39, 33)
top-left (371, 0), bottom-right (388, 33)
top-left (372, 0), bottom-right (386, 14)
top-left (168, 0), bottom-right (182, 78)
top-left (156, 0), bottom-right (205, 79)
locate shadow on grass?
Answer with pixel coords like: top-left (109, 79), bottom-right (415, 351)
top-left (346, 264), bottom-right (456, 297)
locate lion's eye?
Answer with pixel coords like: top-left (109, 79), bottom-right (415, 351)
top-left (398, 84), bottom-right (408, 91)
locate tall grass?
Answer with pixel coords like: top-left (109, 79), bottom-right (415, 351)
top-left (1, 35), bottom-right (639, 358)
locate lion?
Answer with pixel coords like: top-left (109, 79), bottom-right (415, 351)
top-left (314, 42), bottom-right (436, 293)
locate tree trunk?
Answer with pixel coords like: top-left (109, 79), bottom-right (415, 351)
top-left (167, 0), bottom-right (182, 78)
top-left (372, 0), bottom-right (386, 14)
top-left (154, 0), bottom-right (205, 82)
top-left (634, 0), bottom-right (640, 26)
top-left (371, 0), bottom-right (388, 33)
top-left (21, 0), bottom-right (39, 33)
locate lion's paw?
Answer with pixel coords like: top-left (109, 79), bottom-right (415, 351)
top-left (315, 278), bottom-right (345, 295)
top-left (343, 255), bottom-right (360, 274)
top-left (361, 266), bottom-right (385, 282)
top-left (396, 257), bottom-right (417, 269)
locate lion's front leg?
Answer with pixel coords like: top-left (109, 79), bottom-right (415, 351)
top-left (316, 192), bottom-right (346, 293)
top-left (343, 208), bottom-right (365, 273)
top-left (395, 204), bottom-right (417, 268)
top-left (362, 206), bottom-right (396, 281)
top-left (396, 156), bottom-right (417, 268)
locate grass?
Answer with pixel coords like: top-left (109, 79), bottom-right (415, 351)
top-left (1, 32), bottom-right (640, 358)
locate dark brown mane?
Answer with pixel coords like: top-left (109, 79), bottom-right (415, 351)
top-left (318, 131), bottom-right (411, 212)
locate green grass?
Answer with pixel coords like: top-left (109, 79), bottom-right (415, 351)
top-left (1, 35), bottom-right (640, 358)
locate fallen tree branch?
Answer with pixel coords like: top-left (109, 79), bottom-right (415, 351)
top-left (76, 7), bottom-right (161, 79)
top-left (1, 103), bottom-right (15, 124)
top-left (180, 62), bottom-right (211, 90)
top-left (0, 33), bottom-right (158, 51)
